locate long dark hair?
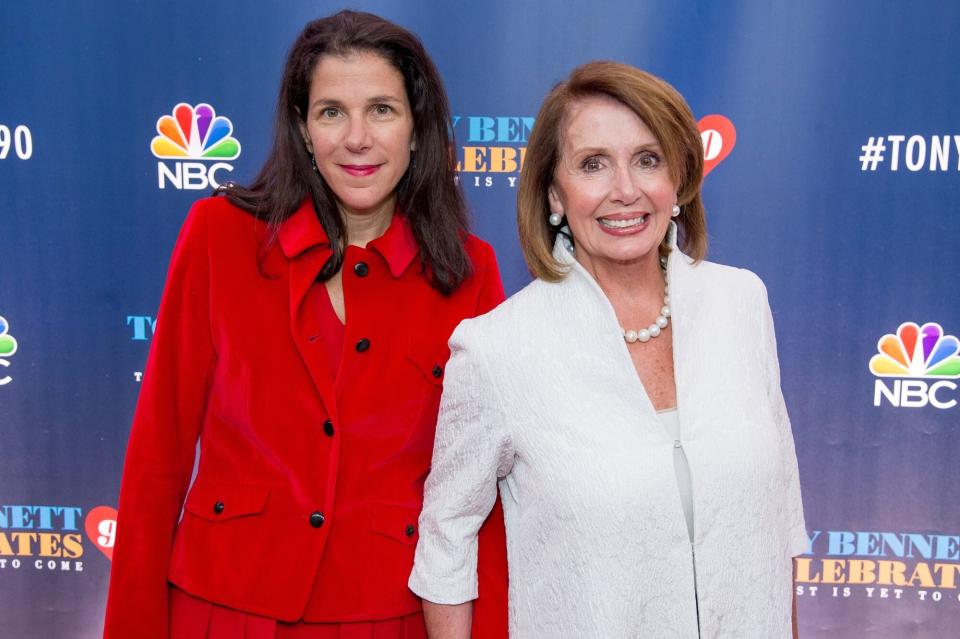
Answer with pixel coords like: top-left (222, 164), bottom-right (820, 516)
top-left (222, 10), bottom-right (471, 294)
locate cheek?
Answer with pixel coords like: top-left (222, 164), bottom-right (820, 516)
top-left (649, 175), bottom-right (677, 203)
top-left (388, 128), bottom-right (414, 161)
top-left (307, 126), bottom-right (339, 157)
top-left (390, 138), bottom-right (412, 165)
top-left (562, 181), bottom-right (607, 217)
top-left (563, 192), bottom-right (603, 237)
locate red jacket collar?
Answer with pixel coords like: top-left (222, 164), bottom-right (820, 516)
top-left (277, 198), bottom-right (419, 278)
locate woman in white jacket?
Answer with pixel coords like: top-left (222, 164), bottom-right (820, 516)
top-left (409, 61), bottom-right (807, 639)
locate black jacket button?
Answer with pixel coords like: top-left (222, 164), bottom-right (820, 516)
top-left (213, 501), bottom-right (224, 515)
top-left (353, 261), bottom-right (369, 277)
top-left (431, 365), bottom-right (443, 378)
top-left (309, 512), bottom-right (325, 528)
top-left (355, 338), bottom-right (371, 352)
top-left (405, 524), bottom-right (416, 537)
top-left (323, 419), bottom-right (334, 437)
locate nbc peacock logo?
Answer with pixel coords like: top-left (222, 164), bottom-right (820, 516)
top-left (152, 102), bottom-right (241, 190)
top-left (870, 321), bottom-right (960, 409)
top-left (0, 315), bottom-right (18, 386)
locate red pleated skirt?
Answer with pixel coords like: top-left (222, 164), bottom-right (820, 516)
top-left (169, 587), bottom-right (427, 639)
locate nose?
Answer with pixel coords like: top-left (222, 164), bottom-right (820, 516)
top-left (609, 163), bottom-right (640, 205)
top-left (344, 115), bottom-right (373, 153)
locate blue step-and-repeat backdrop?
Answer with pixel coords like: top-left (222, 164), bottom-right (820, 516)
top-left (2, 2), bottom-right (959, 637)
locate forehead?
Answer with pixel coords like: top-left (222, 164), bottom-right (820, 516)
top-left (308, 51), bottom-right (407, 100)
top-left (560, 94), bottom-right (658, 150)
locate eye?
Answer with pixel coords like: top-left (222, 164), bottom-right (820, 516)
top-left (636, 151), bottom-right (661, 169)
top-left (580, 156), bottom-right (603, 172)
top-left (320, 106), bottom-right (342, 119)
top-left (372, 104), bottom-right (394, 117)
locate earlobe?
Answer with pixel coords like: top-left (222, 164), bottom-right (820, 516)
top-left (547, 185), bottom-right (562, 214)
top-left (297, 117), bottom-right (312, 151)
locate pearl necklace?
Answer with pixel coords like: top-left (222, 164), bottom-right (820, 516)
top-left (622, 254), bottom-right (671, 344)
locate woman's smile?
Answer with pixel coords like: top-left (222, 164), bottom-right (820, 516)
top-left (339, 163), bottom-right (382, 177)
top-left (596, 212), bottom-right (652, 234)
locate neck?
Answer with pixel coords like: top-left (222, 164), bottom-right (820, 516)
top-left (339, 196), bottom-right (396, 247)
top-left (578, 250), bottom-right (666, 312)
top-left (577, 252), bottom-right (664, 300)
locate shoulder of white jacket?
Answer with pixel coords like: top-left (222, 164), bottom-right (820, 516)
top-left (682, 258), bottom-right (767, 296)
top-left (452, 277), bottom-right (557, 343)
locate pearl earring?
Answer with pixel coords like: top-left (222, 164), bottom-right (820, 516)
top-left (548, 212), bottom-right (563, 227)
top-left (671, 204), bottom-right (681, 217)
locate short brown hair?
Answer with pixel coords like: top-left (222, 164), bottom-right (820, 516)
top-left (518, 61), bottom-right (707, 281)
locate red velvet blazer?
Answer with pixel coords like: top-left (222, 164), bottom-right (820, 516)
top-left (104, 197), bottom-right (508, 637)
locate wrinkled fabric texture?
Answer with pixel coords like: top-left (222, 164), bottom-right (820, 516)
top-left (104, 197), bottom-right (509, 638)
top-left (410, 226), bottom-right (807, 638)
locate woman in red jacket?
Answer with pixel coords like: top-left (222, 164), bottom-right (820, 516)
top-left (104, 11), bottom-right (507, 639)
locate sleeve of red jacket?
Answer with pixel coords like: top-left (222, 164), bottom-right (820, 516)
top-left (103, 202), bottom-right (217, 638)
top-left (469, 241), bottom-right (509, 639)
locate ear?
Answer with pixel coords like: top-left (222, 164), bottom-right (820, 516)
top-left (296, 112), bottom-right (313, 152)
top-left (547, 184), bottom-right (563, 215)
top-left (410, 136), bottom-right (416, 152)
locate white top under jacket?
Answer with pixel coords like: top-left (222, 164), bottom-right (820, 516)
top-left (409, 227), bottom-right (808, 638)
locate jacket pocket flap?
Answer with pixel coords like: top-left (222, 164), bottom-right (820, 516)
top-left (371, 502), bottom-right (420, 546)
top-left (184, 481), bottom-right (271, 522)
top-left (405, 335), bottom-right (450, 387)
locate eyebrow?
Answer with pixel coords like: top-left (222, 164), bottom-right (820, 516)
top-left (366, 95), bottom-right (404, 104)
top-left (310, 95), bottom-right (405, 109)
top-left (568, 142), bottom-right (663, 157)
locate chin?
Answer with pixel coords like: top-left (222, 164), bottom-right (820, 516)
top-left (601, 242), bottom-right (659, 264)
top-left (339, 193), bottom-right (390, 215)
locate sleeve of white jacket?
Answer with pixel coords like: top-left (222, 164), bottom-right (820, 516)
top-left (756, 278), bottom-right (809, 559)
top-left (409, 319), bottom-right (514, 605)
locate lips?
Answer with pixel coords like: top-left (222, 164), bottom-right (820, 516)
top-left (597, 213), bottom-right (650, 234)
top-left (340, 164), bottom-right (380, 177)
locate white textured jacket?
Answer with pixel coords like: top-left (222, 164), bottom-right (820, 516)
top-left (409, 229), bottom-right (807, 638)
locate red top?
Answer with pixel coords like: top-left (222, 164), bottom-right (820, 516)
top-left (314, 284), bottom-right (344, 380)
top-left (104, 197), bottom-right (508, 637)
